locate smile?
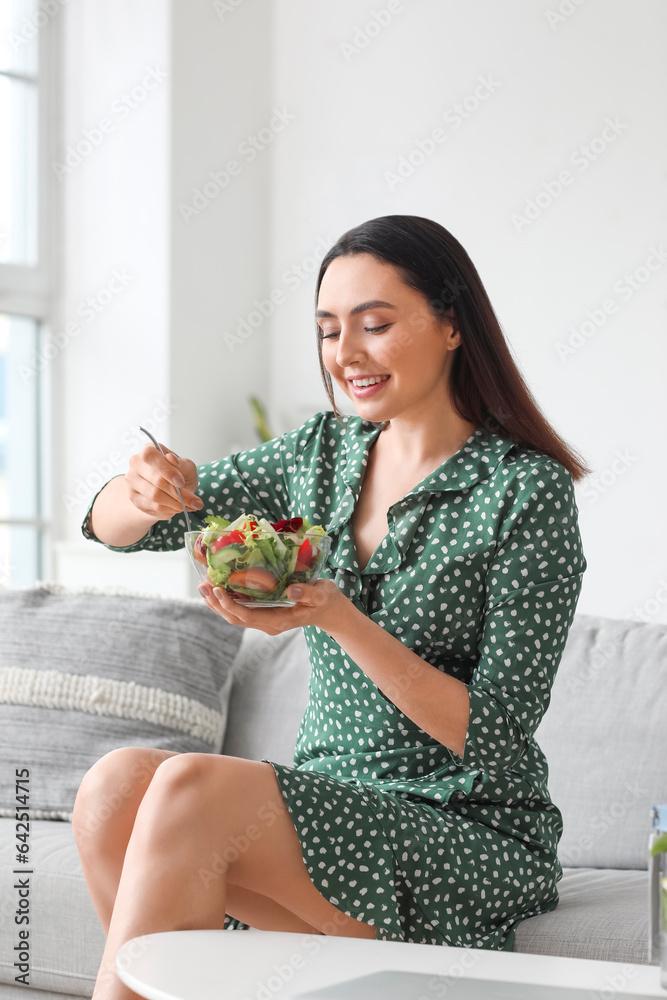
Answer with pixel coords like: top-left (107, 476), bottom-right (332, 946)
top-left (351, 375), bottom-right (390, 387)
top-left (349, 375), bottom-right (391, 398)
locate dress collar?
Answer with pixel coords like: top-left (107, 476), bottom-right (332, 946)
top-left (324, 416), bottom-right (516, 598)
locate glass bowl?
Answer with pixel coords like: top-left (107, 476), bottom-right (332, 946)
top-left (184, 528), bottom-right (332, 607)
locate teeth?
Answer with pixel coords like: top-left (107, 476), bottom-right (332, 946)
top-left (352, 375), bottom-right (389, 387)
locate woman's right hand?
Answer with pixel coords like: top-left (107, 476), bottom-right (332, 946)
top-left (125, 444), bottom-right (204, 520)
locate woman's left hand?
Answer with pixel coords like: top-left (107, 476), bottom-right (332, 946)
top-left (197, 577), bottom-right (350, 636)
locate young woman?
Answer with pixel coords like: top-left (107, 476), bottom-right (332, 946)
top-left (75, 215), bottom-right (589, 999)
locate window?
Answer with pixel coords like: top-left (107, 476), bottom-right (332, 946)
top-left (0, 314), bottom-right (46, 585)
top-left (0, 0), bottom-right (56, 586)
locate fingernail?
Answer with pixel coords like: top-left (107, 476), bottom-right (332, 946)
top-left (173, 476), bottom-right (185, 487)
top-left (290, 586), bottom-right (302, 598)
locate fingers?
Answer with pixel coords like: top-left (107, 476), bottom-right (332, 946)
top-left (126, 469), bottom-right (189, 517)
top-left (197, 581), bottom-right (246, 625)
top-left (197, 581), bottom-right (283, 634)
top-left (160, 446), bottom-right (199, 496)
top-left (126, 444), bottom-right (203, 519)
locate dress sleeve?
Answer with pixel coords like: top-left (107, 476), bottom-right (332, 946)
top-left (457, 459), bottom-right (587, 777)
top-left (80, 412), bottom-right (326, 553)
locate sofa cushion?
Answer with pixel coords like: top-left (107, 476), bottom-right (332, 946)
top-left (0, 583), bottom-right (243, 820)
top-left (221, 626), bottom-right (311, 765)
top-left (534, 613), bottom-right (667, 870)
top-left (0, 817), bottom-right (102, 995)
top-left (514, 867), bottom-right (650, 964)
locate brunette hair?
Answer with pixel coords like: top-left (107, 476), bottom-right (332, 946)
top-left (314, 215), bottom-right (591, 482)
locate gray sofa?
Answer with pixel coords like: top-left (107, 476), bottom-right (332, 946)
top-left (0, 610), bottom-right (664, 998)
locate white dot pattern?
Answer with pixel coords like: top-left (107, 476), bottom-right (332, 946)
top-left (82, 412), bottom-right (586, 950)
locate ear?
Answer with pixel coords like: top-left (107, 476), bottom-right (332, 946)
top-left (442, 313), bottom-right (461, 348)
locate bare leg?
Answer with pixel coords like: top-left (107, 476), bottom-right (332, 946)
top-left (73, 749), bottom-right (338, 1000)
top-left (72, 747), bottom-right (180, 934)
top-left (86, 753), bottom-right (376, 1000)
top-left (88, 758), bottom-right (232, 1000)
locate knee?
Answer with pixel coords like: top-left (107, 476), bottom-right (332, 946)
top-left (148, 753), bottom-right (211, 800)
top-left (130, 754), bottom-right (212, 840)
top-left (72, 747), bottom-right (160, 843)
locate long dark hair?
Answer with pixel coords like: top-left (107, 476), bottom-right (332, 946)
top-left (315, 215), bottom-right (592, 482)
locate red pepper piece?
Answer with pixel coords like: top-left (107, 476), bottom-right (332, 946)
top-left (295, 538), bottom-right (314, 571)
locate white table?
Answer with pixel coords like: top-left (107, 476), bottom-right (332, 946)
top-left (116, 928), bottom-right (667, 1000)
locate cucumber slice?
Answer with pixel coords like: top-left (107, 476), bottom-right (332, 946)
top-left (208, 543), bottom-right (243, 572)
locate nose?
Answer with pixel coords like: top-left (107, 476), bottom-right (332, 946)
top-left (335, 327), bottom-right (366, 369)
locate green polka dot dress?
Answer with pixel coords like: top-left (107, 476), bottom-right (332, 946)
top-left (82, 411), bottom-right (587, 950)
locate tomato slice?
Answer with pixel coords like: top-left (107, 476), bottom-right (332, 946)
top-left (209, 530), bottom-right (245, 553)
top-left (228, 568), bottom-right (279, 593)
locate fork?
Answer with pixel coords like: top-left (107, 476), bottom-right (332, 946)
top-left (138, 426), bottom-right (192, 532)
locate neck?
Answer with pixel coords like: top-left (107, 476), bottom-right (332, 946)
top-left (377, 412), bottom-right (479, 469)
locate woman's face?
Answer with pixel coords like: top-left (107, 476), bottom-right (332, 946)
top-left (317, 253), bottom-right (461, 424)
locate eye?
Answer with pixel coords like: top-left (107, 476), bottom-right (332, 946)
top-left (321, 324), bottom-right (389, 340)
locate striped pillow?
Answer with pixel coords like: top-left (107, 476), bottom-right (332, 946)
top-left (0, 583), bottom-right (244, 819)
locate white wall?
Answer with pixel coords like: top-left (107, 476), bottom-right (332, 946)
top-left (169, 0), bottom-right (272, 464)
top-left (267, 0), bottom-right (667, 623)
top-left (53, 0), bottom-right (272, 594)
top-left (53, 0), bottom-right (667, 621)
top-left (52, 0), bottom-right (173, 584)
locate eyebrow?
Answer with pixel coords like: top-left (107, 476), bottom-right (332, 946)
top-left (315, 299), bottom-right (398, 319)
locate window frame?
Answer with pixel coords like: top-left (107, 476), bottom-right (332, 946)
top-left (0, 8), bottom-right (59, 583)
top-left (0, 10), bottom-right (58, 313)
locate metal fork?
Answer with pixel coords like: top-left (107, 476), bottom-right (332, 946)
top-left (138, 426), bottom-right (192, 532)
